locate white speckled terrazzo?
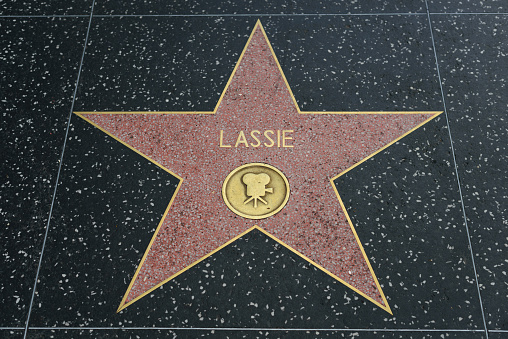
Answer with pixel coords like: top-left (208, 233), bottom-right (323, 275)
top-left (0, 1), bottom-right (506, 338)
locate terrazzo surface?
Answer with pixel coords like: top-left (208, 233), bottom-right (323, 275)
top-left (0, 17), bottom-right (88, 327)
top-left (0, 0), bottom-right (92, 16)
top-left (93, 1), bottom-right (426, 16)
top-left (25, 330), bottom-right (488, 339)
top-left (427, 0), bottom-right (508, 13)
top-left (490, 334), bottom-right (508, 339)
top-left (1, 1), bottom-right (507, 339)
top-left (431, 14), bottom-right (508, 331)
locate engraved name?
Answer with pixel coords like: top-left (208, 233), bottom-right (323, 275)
top-left (219, 130), bottom-right (294, 148)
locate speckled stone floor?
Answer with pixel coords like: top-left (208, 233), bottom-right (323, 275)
top-left (1, 1), bottom-right (507, 339)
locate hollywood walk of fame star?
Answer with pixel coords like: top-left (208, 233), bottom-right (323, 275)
top-left (75, 20), bottom-right (441, 314)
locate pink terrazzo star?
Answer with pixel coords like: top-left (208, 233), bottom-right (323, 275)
top-left (77, 21), bottom-right (441, 313)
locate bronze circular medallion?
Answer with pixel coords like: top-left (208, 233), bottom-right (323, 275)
top-left (222, 163), bottom-right (290, 219)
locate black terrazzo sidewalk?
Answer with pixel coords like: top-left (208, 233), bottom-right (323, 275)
top-left (1, 1), bottom-right (507, 338)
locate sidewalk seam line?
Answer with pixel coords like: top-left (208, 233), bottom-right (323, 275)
top-left (425, 2), bottom-right (489, 338)
top-left (22, 0), bottom-right (96, 337)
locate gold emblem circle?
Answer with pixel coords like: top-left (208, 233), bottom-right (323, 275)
top-left (222, 163), bottom-right (290, 220)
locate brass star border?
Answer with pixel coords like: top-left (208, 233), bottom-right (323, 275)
top-left (75, 20), bottom-right (442, 314)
